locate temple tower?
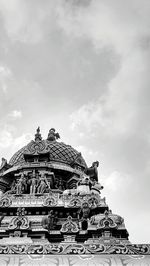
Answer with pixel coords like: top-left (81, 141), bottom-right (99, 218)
top-left (0, 128), bottom-right (130, 247)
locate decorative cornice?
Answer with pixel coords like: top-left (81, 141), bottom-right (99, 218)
top-left (0, 192), bottom-right (107, 208)
top-left (0, 243), bottom-right (148, 255)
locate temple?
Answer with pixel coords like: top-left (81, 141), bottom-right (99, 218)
top-left (0, 128), bottom-right (149, 260)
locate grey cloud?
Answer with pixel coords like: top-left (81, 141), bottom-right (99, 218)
top-left (0, 0), bottom-right (149, 243)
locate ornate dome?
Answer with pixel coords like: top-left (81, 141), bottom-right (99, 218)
top-left (9, 128), bottom-right (87, 169)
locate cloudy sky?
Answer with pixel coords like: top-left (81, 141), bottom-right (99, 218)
top-left (0, 0), bottom-right (150, 243)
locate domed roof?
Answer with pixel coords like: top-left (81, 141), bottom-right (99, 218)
top-left (9, 128), bottom-right (87, 169)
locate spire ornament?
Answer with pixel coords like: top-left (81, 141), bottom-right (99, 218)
top-left (35, 127), bottom-right (42, 142)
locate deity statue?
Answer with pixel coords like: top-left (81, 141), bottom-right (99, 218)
top-left (16, 180), bottom-right (23, 195)
top-left (85, 161), bottom-right (99, 182)
top-left (54, 177), bottom-right (64, 191)
top-left (28, 171), bottom-right (38, 195)
top-left (41, 210), bottom-right (55, 231)
top-left (15, 173), bottom-right (27, 195)
top-left (78, 202), bottom-right (90, 230)
top-left (81, 202), bottom-right (90, 220)
top-left (29, 177), bottom-right (37, 194)
top-left (47, 128), bottom-right (60, 141)
top-left (37, 172), bottom-right (50, 194)
top-left (78, 202), bottom-right (90, 221)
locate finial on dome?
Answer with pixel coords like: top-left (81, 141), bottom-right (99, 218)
top-left (47, 128), bottom-right (60, 141)
top-left (35, 127), bottom-right (42, 142)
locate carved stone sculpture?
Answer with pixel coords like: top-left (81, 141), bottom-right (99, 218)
top-left (55, 177), bottom-right (64, 191)
top-left (15, 173), bottom-right (27, 195)
top-left (29, 177), bottom-right (37, 194)
top-left (37, 172), bottom-right (50, 194)
top-left (85, 161), bottom-right (99, 182)
top-left (47, 128), bottom-right (60, 141)
top-left (78, 202), bottom-right (90, 221)
top-left (16, 180), bottom-right (23, 195)
top-left (16, 177), bottom-right (24, 194)
top-left (90, 182), bottom-right (104, 195)
top-left (41, 210), bottom-right (55, 231)
top-left (28, 171), bottom-right (38, 195)
top-left (77, 176), bottom-right (90, 194)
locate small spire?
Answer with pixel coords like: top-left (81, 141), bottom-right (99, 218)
top-left (47, 128), bottom-right (60, 141)
top-left (35, 127), bottom-right (42, 142)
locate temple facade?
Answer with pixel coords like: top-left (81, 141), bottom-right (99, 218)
top-left (0, 128), bottom-right (149, 265)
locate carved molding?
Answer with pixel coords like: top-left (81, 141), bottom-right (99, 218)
top-left (97, 217), bottom-right (117, 229)
top-left (0, 243), bottom-right (148, 255)
top-left (0, 196), bottom-right (12, 207)
top-left (90, 211), bottom-right (124, 229)
top-left (8, 216), bottom-right (29, 230)
top-left (24, 140), bottom-right (46, 155)
top-left (68, 196), bottom-right (82, 207)
top-left (60, 216), bottom-right (79, 233)
top-left (43, 195), bottom-right (57, 206)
